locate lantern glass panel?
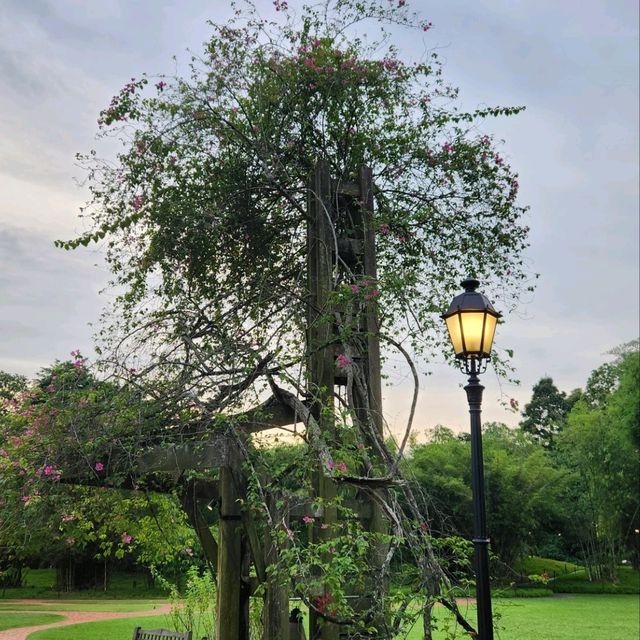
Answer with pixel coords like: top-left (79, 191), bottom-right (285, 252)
top-left (445, 314), bottom-right (464, 355)
top-left (482, 313), bottom-right (498, 355)
top-left (459, 311), bottom-right (487, 354)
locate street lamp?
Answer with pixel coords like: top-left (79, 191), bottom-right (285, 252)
top-left (442, 277), bottom-right (501, 640)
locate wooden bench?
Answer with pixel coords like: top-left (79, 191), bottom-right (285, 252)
top-left (132, 627), bottom-right (192, 640)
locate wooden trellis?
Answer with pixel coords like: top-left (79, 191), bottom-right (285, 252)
top-left (135, 161), bottom-right (386, 640)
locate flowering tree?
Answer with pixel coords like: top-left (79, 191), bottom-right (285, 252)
top-left (0, 358), bottom-right (198, 592)
top-left (22, 0), bottom-right (533, 636)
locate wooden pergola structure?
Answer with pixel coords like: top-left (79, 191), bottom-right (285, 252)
top-left (134, 161), bottom-right (387, 639)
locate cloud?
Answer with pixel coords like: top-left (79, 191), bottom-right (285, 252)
top-left (0, 225), bottom-right (108, 377)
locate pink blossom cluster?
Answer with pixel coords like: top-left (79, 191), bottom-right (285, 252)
top-left (336, 353), bottom-right (352, 369)
top-left (131, 195), bottom-right (145, 211)
top-left (327, 460), bottom-right (347, 473)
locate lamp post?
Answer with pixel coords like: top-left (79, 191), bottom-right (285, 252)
top-left (442, 278), bottom-right (501, 640)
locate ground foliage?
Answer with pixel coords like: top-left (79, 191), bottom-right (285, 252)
top-left (3, 1), bottom-right (535, 637)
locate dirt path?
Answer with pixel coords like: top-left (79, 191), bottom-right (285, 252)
top-left (0, 600), bottom-right (172, 640)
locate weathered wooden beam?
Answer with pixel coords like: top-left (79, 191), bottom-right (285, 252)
top-left (217, 466), bottom-right (244, 640)
top-left (181, 481), bottom-right (219, 577)
top-left (308, 159), bottom-right (340, 640)
top-left (136, 436), bottom-right (235, 473)
top-left (263, 494), bottom-right (290, 640)
top-left (289, 499), bottom-right (372, 520)
top-left (233, 395), bottom-right (304, 434)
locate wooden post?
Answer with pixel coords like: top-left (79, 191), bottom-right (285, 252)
top-left (358, 167), bottom-right (389, 625)
top-left (307, 160), bottom-right (339, 640)
top-left (263, 494), bottom-right (290, 640)
top-left (217, 466), bottom-right (243, 640)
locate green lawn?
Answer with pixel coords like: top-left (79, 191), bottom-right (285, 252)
top-left (0, 600), bottom-right (166, 612)
top-left (516, 556), bottom-right (582, 576)
top-left (406, 595), bottom-right (639, 639)
top-left (511, 556), bottom-right (639, 594)
top-left (27, 614), bottom-right (170, 640)
top-left (0, 568), bottom-right (168, 600)
top-left (0, 613), bottom-right (64, 632)
top-left (23, 595), bottom-right (639, 640)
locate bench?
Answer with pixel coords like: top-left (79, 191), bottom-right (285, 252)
top-left (132, 627), bottom-right (192, 640)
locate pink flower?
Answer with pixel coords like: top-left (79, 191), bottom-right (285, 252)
top-left (131, 195), bottom-right (145, 211)
top-left (303, 515), bottom-right (315, 524)
top-left (442, 142), bottom-right (454, 153)
top-left (336, 461), bottom-right (347, 473)
top-left (95, 462), bottom-right (104, 472)
top-left (350, 284), bottom-right (360, 294)
top-left (121, 533), bottom-right (132, 545)
top-left (422, 21), bottom-right (433, 32)
top-left (155, 80), bottom-right (166, 91)
top-left (365, 289), bottom-right (380, 300)
top-left (336, 353), bottom-right (353, 369)
top-left (43, 465), bottom-right (55, 476)
top-left (72, 359), bottom-right (83, 369)
top-left (379, 223), bottom-right (390, 236)
top-left (20, 495), bottom-right (30, 503)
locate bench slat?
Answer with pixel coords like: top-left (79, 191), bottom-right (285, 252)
top-left (132, 627), bottom-right (192, 640)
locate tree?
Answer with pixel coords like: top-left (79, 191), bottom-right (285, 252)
top-left (407, 424), bottom-right (565, 574)
top-left (0, 358), bottom-right (199, 592)
top-left (556, 347), bottom-right (640, 579)
top-left (520, 377), bottom-right (574, 447)
top-left (25, 1), bottom-right (531, 635)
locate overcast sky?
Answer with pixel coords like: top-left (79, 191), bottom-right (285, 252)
top-left (0, 0), bottom-right (638, 435)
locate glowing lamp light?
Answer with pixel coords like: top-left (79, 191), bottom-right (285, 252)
top-left (442, 278), bottom-right (501, 363)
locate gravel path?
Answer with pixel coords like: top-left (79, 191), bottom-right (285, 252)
top-left (0, 600), bottom-right (172, 640)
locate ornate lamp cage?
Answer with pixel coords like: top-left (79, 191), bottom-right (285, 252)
top-left (441, 278), bottom-right (501, 373)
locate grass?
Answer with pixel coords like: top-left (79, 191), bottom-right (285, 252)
top-left (511, 556), bottom-right (639, 594)
top-left (551, 566), bottom-right (640, 594)
top-left (0, 600), bottom-right (166, 612)
top-left (404, 595), bottom-right (640, 639)
top-left (0, 568), bottom-right (168, 600)
top-left (27, 614), bottom-right (170, 640)
top-left (0, 613), bottom-right (64, 632)
top-left (22, 595), bottom-right (640, 640)
top-left (515, 556), bottom-right (581, 576)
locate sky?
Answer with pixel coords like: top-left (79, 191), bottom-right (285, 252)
top-left (0, 0), bottom-right (638, 435)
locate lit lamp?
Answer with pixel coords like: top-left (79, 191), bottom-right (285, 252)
top-left (442, 277), bottom-right (501, 640)
top-left (442, 278), bottom-right (501, 370)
